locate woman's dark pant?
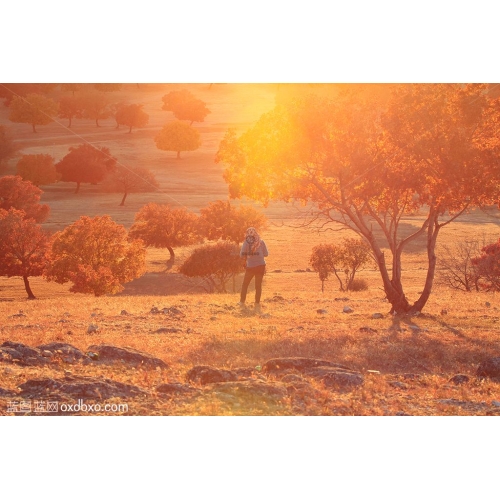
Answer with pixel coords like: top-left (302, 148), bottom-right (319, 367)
top-left (240, 265), bottom-right (266, 304)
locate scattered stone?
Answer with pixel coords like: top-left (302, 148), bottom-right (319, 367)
top-left (120, 310), bottom-right (129, 315)
top-left (87, 344), bottom-right (168, 370)
top-left (485, 302), bottom-right (491, 308)
top-left (9, 310), bottom-right (25, 318)
top-left (360, 326), bottom-right (377, 333)
top-left (492, 401), bottom-right (500, 407)
top-left (334, 297), bottom-right (349, 302)
top-left (150, 306), bottom-right (160, 314)
top-left (403, 373), bottom-right (421, 380)
top-left (260, 313), bottom-right (272, 318)
top-left (395, 411), bottom-right (411, 416)
top-left (476, 357), bottom-right (500, 379)
top-left (305, 366), bottom-right (364, 391)
top-left (371, 313), bottom-right (384, 319)
top-left (87, 324), bottom-right (98, 334)
top-left (343, 306), bottom-right (354, 313)
top-left (58, 319), bottom-right (69, 323)
top-left (87, 352), bottom-right (99, 361)
top-left (0, 387), bottom-right (16, 397)
top-left (449, 374), bottom-right (470, 385)
top-left (280, 374), bottom-right (306, 384)
top-left (66, 331), bottom-right (73, 335)
top-left (437, 398), bottom-right (469, 407)
top-left (186, 366), bottom-right (254, 385)
top-left (156, 383), bottom-right (200, 397)
top-left (154, 327), bottom-right (182, 333)
top-left (41, 350), bottom-right (53, 358)
top-left (163, 307), bottom-right (184, 317)
top-left (408, 325), bottom-right (421, 331)
top-left (263, 357), bottom-right (352, 373)
top-left (316, 309), bottom-right (328, 314)
top-left (295, 269), bottom-right (306, 273)
top-left (19, 375), bottom-right (147, 400)
top-left (37, 342), bottom-right (88, 364)
top-left (440, 309), bottom-right (448, 316)
top-left (264, 295), bottom-right (285, 303)
top-left (0, 341), bottom-right (50, 367)
top-left (272, 269), bottom-right (282, 273)
top-left (389, 381), bottom-right (408, 389)
top-left (210, 316), bottom-right (217, 321)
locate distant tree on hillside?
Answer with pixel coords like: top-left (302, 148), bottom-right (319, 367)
top-left (155, 121), bottom-right (200, 159)
top-left (8, 93), bottom-right (59, 132)
top-left (0, 125), bottom-right (16, 173)
top-left (0, 84), bottom-right (57, 106)
top-left (129, 203), bottom-right (200, 269)
top-left (0, 208), bottom-right (51, 299)
top-left (198, 200), bottom-right (267, 243)
top-left (16, 154), bottom-right (59, 187)
top-left (179, 241), bottom-right (242, 293)
top-left (472, 239), bottom-right (500, 292)
top-left (58, 95), bottom-right (83, 128)
top-left (45, 215), bottom-right (146, 296)
top-left (115, 104), bottom-right (149, 133)
top-left (80, 91), bottom-right (113, 126)
top-left (0, 175), bottom-right (49, 222)
top-left (309, 244), bottom-right (337, 293)
top-left (161, 89), bottom-right (210, 125)
top-left (103, 165), bottom-right (159, 206)
top-left (55, 144), bottom-right (117, 193)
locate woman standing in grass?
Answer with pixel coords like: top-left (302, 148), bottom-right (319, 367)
top-left (238, 227), bottom-right (268, 312)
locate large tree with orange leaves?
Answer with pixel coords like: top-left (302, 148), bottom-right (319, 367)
top-left (0, 208), bottom-right (51, 299)
top-left (216, 84), bottom-right (500, 314)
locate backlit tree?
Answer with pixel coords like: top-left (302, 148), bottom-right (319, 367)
top-left (16, 154), bottom-right (59, 187)
top-left (55, 144), bottom-right (117, 193)
top-left (0, 208), bottom-right (51, 299)
top-left (155, 121), bottom-right (200, 159)
top-left (45, 215), bottom-right (146, 296)
top-left (58, 95), bottom-right (83, 128)
top-left (103, 165), bottom-right (159, 206)
top-left (216, 84), bottom-right (500, 314)
top-left (9, 93), bottom-right (58, 132)
top-left (198, 200), bottom-right (267, 243)
top-left (129, 203), bottom-right (200, 269)
top-left (0, 175), bottom-right (49, 222)
top-left (80, 91), bottom-right (113, 126)
top-left (115, 104), bottom-right (149, 133)
top-left (161, 89), bottom-right (210, 125)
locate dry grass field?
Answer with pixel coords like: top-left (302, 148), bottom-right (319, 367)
top-left (1, 84), bottom-right (500, 416)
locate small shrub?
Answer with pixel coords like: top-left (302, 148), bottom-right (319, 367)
top-left (349, 278), bottom-right (368, 291)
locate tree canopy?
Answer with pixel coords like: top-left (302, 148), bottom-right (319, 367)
top-left (0, 175), bottom-right (50, 222)
top-left (129, 203), bottom-right (200, 269)
top-left (58, 95), bottom-right (83, 128)
top-left (8, 93), bottom-right (59, 132)
top-left (115, 103), bottom-right (149, 132)
top-left (161, 89), bottom-right (210, 125)
top-left (55, 144), bottom-right (117, 193)
top-left (16, 154), bottom-right (59, 186)
top-left (155, 121), bottom-right (200, 159)
top-left (103, 165), bottom-right (159, 206)
top-left (198, 200), bottom-right (267, 243)
top-left (45, 215), bottom-right (146, 296)
top-left (0, 208), bottom-right (50, 299)
top-left (216, 84), bottom-right (500, 313)
top-left (80, 91), bottom-right (113, 126)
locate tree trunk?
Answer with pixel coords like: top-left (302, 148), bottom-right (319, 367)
top-left (177, 151), bottom-right (181, 159)
top-left (119, 192), bottom-right (128, 206)
top-left (32, 123), bottom-right (37, 133)
top-left (321, 280), bottom-right (324, 293)
top-left (74, 181), bottom-right (81, 194)
top-left (128, 125), bottom-right (132, 133)
top-left (96, 118), bottom-right (100, 127)
top-left (23, 275), bottom-right (36, 300)
top-left (68, 117), bottom-right (72, 128)
top-left (166, 246), bottom-right (175, 270)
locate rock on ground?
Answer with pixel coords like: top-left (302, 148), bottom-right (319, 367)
top-left (19, 375), bottom-right (148, 399)
top-left (87, 344), bottom-right (168, 370)
top-left (186, 366), bottom-right (254, 385)
top-left (304, 366), bottom-right (364, 392)
top-left (449, 374), bottom-right (470, 385)
top-left (37, 342), bottom-right (89, 364)
top-left (0, 341), bottom-right (50, 367)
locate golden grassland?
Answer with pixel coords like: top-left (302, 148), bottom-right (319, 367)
top-left (1, 217), bottom-right (500, 416)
